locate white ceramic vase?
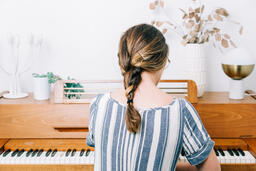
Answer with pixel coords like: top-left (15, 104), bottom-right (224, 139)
top-left (183, 44), bottom-right (206, 97)
top-left (33, 77), bottom-right (50, 100)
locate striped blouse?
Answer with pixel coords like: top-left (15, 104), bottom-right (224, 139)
top-left (86, 92), bottom-right (214, 171)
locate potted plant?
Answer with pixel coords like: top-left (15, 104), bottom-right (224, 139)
top-left (149, 0), bottom-right (242, 96)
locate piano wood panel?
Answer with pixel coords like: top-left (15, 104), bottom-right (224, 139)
top-left (4, 139), bottom-right (94, 151)
top-left (194, 104), bottom-right (256, 138)
top-left (0, 165), bottom-right (94, 171)
top-left (214, 138), bottom-right (248, 150)
top-left (0, 104), bottom-right (89, 138)
top-left (221, 164), bottom-right (256, 171)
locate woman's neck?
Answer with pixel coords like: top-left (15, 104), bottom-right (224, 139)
top-left (136, 71), bottom-right (160, 93)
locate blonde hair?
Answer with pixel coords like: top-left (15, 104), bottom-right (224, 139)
top-left (118, 23), bottom-right (169, 132)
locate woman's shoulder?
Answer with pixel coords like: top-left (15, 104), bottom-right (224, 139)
top-left (90, 93), bottom-right (109, 108)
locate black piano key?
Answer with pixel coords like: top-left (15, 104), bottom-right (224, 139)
top-left (17, 149), bottom-right (24, 157)
top-left (71, 149), bottom-right (76, 157)
top-left (51, 149), bottom-right (57, 157)
top-left (11, 149), bottom-right (19, 157)
top-left (218, 148), bottom-right (225, 156)
top-left (214, 148), bottom-right (219, 156)
top-left (80, 149), bottom-right (85, 157)
top-left (238, 148), bottom-right (245, 156)
top-left (232, 149), bottom-right (239, 156)
top-left (31, 149), bottom-right (39, 157)
top-left (26, 149), bottom-right (33, 157)
top-left (37, 149), bottom-right (43, 157)
top-left (66, 149), bottom-right (71, 157)
top-left (2, 149), bottom-right (11, 157)
top-left (227, 149), bottom-right (234, 156)
top-left (46, 149), bottom-right (52, 157)
top-left (85, 149), bottom-right (90, 157)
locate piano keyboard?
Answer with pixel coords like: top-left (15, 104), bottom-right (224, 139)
top-left (179, 148), bottom-right (256, 164)
top-left (0, 148), bottom-right (255, 165)
top-left (0, 149), bottom-right (94, 164)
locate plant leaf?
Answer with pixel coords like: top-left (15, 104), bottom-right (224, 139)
top-left (181, 39), bottom-right (188, 46)
top-left (149, 3), bottom-right (155, 10)
top-left (189, 12), bottom-right (195, 18)
top-left (230, 40), bottom-right (237, 48)
top-left (162, 28), bottom-right (167, 34)
top-left (194, 24), bottom-right (200, 32)
top-left (201, 5), bottom-right (205, 13)
top-left (215, 8), bottom-right (229, 17)
top-left (221, 39), bottom-right (229, 48)
top-left (215, 34), bottom-right (221, 41)
top-left (185, 22), bottom-right (193, 29)
top-left (195, 14), bottom-right (200, 23)
top-left (179, 8), bottom-right (187, 14)
top-left (183, 34), bottom-right (188, 39)
top-left (213, 14), bottom-right (223, 21)
top-left (213, 27), bottom-right (220, 33)
top-left (239, 26), bottom-right (243, 35)
top-left (166, 21), bottom-right (174, 26)
top-left (224, 34), bottom-right (230, 39)
top-left (160, 0), bottom-right (164, 7)
top-left (156, 21), bottom-right (164, 27)
top-left (183, 14), bottom-right (189, 19)
top-left (208, 15), bottom-right (213, 21)
top-left (195, 7), bottom-right (200, 13)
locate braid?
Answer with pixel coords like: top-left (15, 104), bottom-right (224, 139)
top-left (124, 66), bottom-right (142, 132)
top-left (118, 24), bottom-right (169, 132)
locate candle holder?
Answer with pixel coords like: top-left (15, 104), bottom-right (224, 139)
top-left (0, 34), bottom-right (43, 99)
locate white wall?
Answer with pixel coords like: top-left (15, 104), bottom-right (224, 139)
top-left (0, 0), bottom-right (255, 93)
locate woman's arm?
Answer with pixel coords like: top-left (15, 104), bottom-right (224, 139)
top-left (176, 149), bottom-right (221, 171)
top-left (196, 149), bottom-right (221, 171)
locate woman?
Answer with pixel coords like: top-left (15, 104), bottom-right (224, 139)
top-left (87, 24), bottom-right (220, 171)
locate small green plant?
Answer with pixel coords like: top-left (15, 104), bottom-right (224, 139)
top-left (47, 72), bottom-right (62, 84)
top-left (32, 73), bottom-right (47, 78)
top-left (64, 76), bottom-right (84, 99)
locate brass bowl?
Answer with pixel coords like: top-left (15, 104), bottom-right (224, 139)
top-left (222, 64), bottom-right (255, 80)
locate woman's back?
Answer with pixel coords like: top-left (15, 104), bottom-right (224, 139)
top-left (86, 23), bottom-right (219, 171)
top-left (87, 92), bottom-right (214, 171)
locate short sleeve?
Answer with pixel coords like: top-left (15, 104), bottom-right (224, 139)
top-left (180, 99), bottom-right (214, 166)
top-left (86, 94), bottom-right (102, 147)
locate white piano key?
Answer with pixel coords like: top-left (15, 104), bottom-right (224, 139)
top-left (244, 151), bottom-right (256, 164)
top-left (218, 154), bottom-right (225, 164)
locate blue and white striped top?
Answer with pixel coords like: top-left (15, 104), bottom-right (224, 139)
top-left (86, 92), bottom-right (214, 171)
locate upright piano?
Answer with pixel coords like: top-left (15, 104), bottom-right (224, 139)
top-left (0, 80), bottom-right (255, 171)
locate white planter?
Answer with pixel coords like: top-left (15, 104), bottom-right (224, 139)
top-left (183, 44), bottom-right (206, 97)
top-left (33, 77), bottom-right (50, 100)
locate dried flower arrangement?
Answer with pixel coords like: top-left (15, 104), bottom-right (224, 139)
top-left (149, 0), bottom-right (243, 52)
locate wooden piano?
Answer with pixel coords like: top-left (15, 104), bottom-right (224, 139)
top-left (0, 80), bottom-right (256, 171)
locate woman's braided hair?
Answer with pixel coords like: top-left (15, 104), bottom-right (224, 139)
top-left (118, 24), bottom-right (169, 132)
